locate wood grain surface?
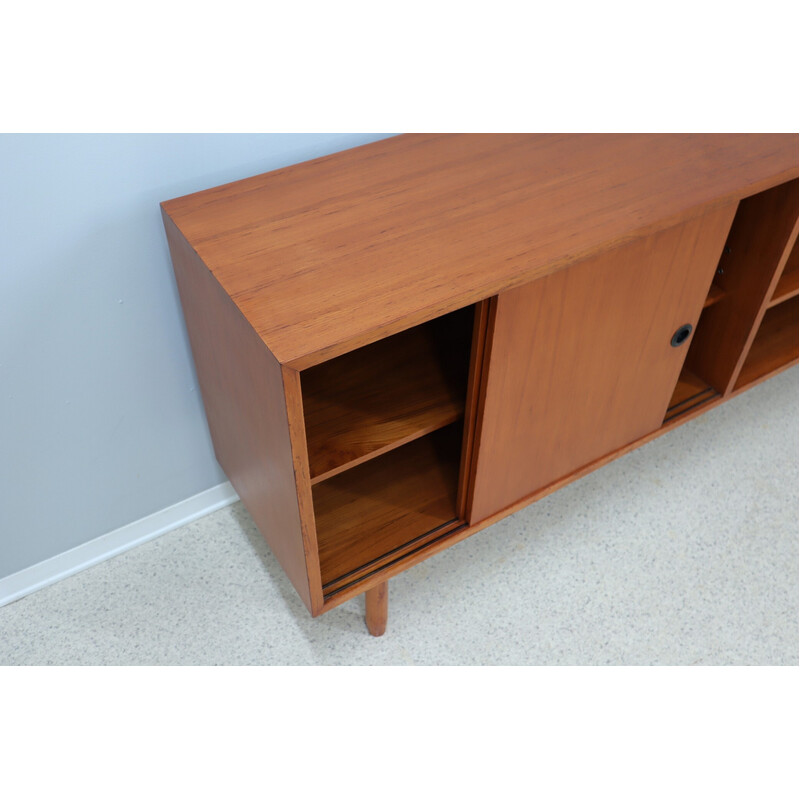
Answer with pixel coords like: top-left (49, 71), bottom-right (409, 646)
top-left (664, 367), bottom-right (717, 422)
top-left (769, 235), bottom-right (799, 307)
top-left (318, 379), bottom-right (737, 616)
top-left (456, 300), bottom-right (492, 520)
top-left (735, 297), bottom-right (799, 390)
top-left (280, 366), bottom-right (324, 613)
top-left (703, 283), bottom-right (725, 309)
top-left (468, 205), bottom-right (736, 523)
top-left (365, 582), bottom-right (388, 636)
top-left (161, 135), bottom-right (800, 626)
top-left (301, 307), bottom-right (471, 483)
top-left (163, 212), bottom-right (318, 611)
top-left (313, 425), bottom-right (460, 590)
top-left (686, 179), bottom-right (799, 394)
top-left (161, 134), bottom-right (798, 369)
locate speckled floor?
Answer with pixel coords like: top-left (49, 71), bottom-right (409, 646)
top-left (1, 368), bottom-right (797, 665)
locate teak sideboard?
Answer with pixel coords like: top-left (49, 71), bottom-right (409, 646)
top-left (161, 134), bottom-right (799, 636)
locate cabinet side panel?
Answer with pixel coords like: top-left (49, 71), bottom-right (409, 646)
top-left (469, 204), bottom-right (736, 523)
top-left (457, 299), bottom-right (492, 518)
top-left (281, 366), bottom-right (324, 613)
top-left (162, 212), bottom-right (314, 612)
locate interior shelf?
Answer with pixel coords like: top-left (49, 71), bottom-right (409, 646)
top-left (735, 296), bottom-right (799, 390)
top-left (664, 367), bottom-right (717, 423)
top-left (313, 424), bottom-right (462, 593)
top-left (301, 307), bottom-right (472, 483)
top-left (769, 236), bottom-right (799, 307)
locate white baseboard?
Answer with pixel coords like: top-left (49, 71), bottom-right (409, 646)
top-left (0, 481), bottom-right (239, 608)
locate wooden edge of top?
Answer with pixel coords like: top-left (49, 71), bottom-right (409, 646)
top-left (280, 193), bottom-right (785, 371)
top-left (159, 134), bottom-right (410, 214)
top-left (160, 137), bottom-right (800, 371)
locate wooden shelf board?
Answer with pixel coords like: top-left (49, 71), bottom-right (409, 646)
top-left (769, 237), bottom-right (799, 307)
top-left (664, 367), bottom-right (717, 422)
top-left (313, 426), bottom-right (461, 590)
top-left (302, 310), bottom-right (471, 483)
top-left (735, 297), bottom-right (799, 390)
top-left (730, 358), bottom-right (798, 397)
top-left (703, 283), bottom-right (725, 309)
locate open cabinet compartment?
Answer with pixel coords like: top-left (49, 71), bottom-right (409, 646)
top-left (665, 359), bottom-right (718, 423)
top-left (301, 306), bottom-right (477, 595)
top-left (665, 179), bottom-right (799, 422)
top-left (664, 266), bottom-right (729, 423)
top-left (313, 424), bottom-right (463, 594)
top-left (664, 178), bottom-right (799, 421)
top-left (769, 236), bottom-right (799, 307)
top-left (735, 296), bottom-right (799, 390)
top-left (301, 306), bottom-right (473, 483)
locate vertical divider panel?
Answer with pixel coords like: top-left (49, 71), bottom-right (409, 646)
top-left (685, 179), bottom-right (799, 395)
top-left (728, 218), bottom-right (799, 390)
top-left (768, 233), bottom-right (799, 306)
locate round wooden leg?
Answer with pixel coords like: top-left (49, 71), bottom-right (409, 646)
top-left (365, 581), bottom-right (388, 636)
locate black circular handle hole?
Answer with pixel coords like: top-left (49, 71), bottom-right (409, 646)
top-left (671, 323), bottom-right (693, 347)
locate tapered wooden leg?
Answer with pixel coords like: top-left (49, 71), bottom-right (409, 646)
top-left (365, 581), bottom-right (388, 636)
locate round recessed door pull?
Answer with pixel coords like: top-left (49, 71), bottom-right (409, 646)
top-left (670, 323), bottom-right (693, 347)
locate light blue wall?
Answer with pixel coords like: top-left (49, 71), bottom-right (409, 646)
top-left (0, 133), bottom-right (395, 579)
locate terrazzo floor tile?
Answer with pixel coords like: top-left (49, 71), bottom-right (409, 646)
top-left (1, 368), bottom-right (797, 665)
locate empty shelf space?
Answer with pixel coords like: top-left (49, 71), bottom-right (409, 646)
top-left (664, 367), bottom-right (717, 422)
top-left (313, 425), bottom-right (461, 593)
top-left (735, 297), bottom-right (799, 390)
top-left (301, 307), bottom-right (472, 483)
top-left (703, 283), bottom-right (725, 309)
top-left (769, 236), bottom-right (799, 307)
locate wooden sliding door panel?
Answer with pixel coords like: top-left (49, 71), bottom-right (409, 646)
top-left (469, 205), bottom-right (737, 523)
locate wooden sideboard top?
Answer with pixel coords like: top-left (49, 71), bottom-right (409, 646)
top-left (161, 133), bottom-right (798, 369)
